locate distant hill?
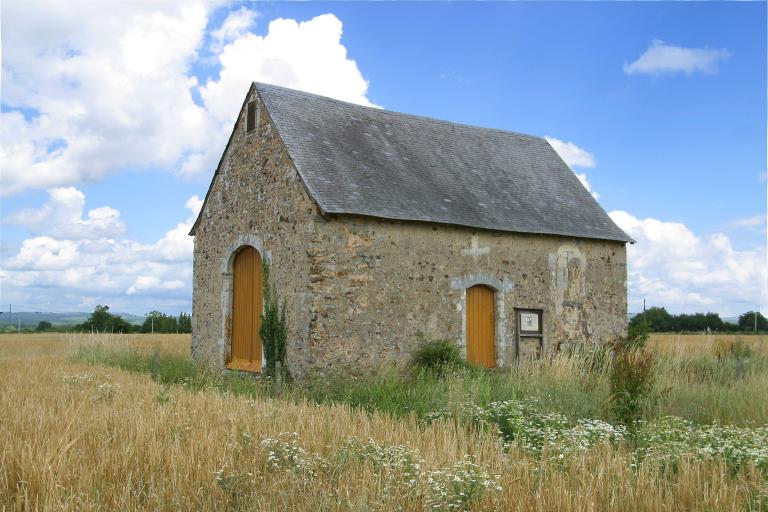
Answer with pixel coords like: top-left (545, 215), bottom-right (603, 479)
top-left (0, 311), bottom-right (144, 329)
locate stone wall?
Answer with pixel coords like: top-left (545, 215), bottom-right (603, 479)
top-left (304, 216), bottom-right (627, 375)
top-left (192, 86), bottom-right (628, 378)
top-left (191, 86), bottom-right (318, 373)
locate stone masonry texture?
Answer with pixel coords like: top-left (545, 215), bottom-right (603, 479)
top-left (191, 88), bottom-right (628, 378)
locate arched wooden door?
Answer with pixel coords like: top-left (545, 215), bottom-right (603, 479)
top-left (466, 285), bottom-right (495, 368)
top-left (229, 246), bottom-right (263, 372)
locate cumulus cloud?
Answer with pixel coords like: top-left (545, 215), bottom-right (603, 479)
top-left (623, 39), bottom-right (731, 75)
top-left (1, 189), bottom-right (202, 312)
top-left (545, 137), bottom-right (596, 169)
top-left (4, 187), bottom-right (126, 239)
top-left (183, 13), bottom-right (376, 177)
top-left (609, 210), bottom-right (767, 316)
top-left (210, 7), bottom-right (259, 49)
top-left (1, 3), bottom-right (374, 193)
top-left (545, 137), bottom-right (599, 199)
top-left (153, 195), bottom-right (204, 261)
top-left (1, 0), bottom-right (214, 196)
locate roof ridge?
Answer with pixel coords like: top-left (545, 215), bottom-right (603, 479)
top-left (253, 81), bottom-right (549, 144)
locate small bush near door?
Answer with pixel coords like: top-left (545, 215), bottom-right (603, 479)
top-left (260, 261), bottom-right (289, 380)
top-left (410, 338), bottom-right (465, 376)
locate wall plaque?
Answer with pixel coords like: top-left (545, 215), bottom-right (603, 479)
top-left (520, 312), bottom-right (539, 333)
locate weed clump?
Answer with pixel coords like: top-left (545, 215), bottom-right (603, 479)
top-left (260, 260), bottom-right (289, 381)
top-left (609, 344), bottom-right (656, 425)
top-left (410, 338), bottom-right (465, 376)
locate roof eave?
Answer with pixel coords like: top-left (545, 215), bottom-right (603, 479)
top-left (324, 210), bottom-right (634, 244)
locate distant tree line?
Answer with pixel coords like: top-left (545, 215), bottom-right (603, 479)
top-left (29, 305), bottom-right (192, 334)
top-left (139, 311), bottom-right (191, 334)
top-left (630, 307), bottom-right (767, 333)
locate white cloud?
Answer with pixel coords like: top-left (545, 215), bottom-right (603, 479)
top-left (623, 39), bottom-right (731, 75)
top-left (153, 195), bottom-right (203, 261)
top-left (4, 187), bottom-right (126, 239)
top-left (1, 190), bottom-right (202, 313)
top-left (758, 172), bottom-right (767, 183)
top-left (184, 13), bottom-right (376, 177)
top-left (729, 214), bottom-right (766, 230)
top-left (127, 276), bottom-right (185, 295)
top-left (609, 210), bottom-right (767, 316)
top-left (545, 137), bottom-right (596, 168)
top-left (545, 137), bottom-right (599, 199)
top-left (210, 7), bottom-right (259, 49)
top-left (1, 0), bottom-right (215, 196)
top-left (574, 173), bottom-right (600, 201)
top-left (1, 4), bottom-right (374, 193)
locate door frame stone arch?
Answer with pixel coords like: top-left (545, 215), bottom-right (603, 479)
top-left (450, 273), bottom-right (514, 367)
top-left (219, 234), bottom-right (271, 369)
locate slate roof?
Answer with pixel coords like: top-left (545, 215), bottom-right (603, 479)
top-left (191, 82), bottom-right (633, 243)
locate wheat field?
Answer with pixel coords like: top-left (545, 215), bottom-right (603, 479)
top-left (1, 333), bottom-right (766, 511)
top-left (648, 332), bottom-right (768, 356)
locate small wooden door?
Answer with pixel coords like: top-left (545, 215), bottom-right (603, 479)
top-left (466, 285), bottom-right (495, 367)
top-left (229, 246), bottom-right (263, 372)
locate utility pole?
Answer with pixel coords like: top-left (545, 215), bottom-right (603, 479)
top-left (151, 316), bottom-right (154, 334)
top-left (8, 304), bottom-right (11, 330)
top-left (756, 311), bottom-right (758, 333)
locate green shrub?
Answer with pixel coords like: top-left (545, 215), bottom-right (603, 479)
top-left (625, 322), bottom-right (650, 350)
top-left (260, 260), bottom-right (289, 380)
top-left (409, 338), bottom-right (464, 375)
top-left (609, 346), bottom-right (656, 425)
top-left (36, 320), bottom-right (53, 331)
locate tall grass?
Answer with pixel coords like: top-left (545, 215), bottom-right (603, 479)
top-left (67, 332), bottom-right (768, 426)
top-left (2, 333), bottom-right (767, 510)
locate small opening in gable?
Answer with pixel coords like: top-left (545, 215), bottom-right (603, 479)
top-left (246, 101), bottom-right (256, 133)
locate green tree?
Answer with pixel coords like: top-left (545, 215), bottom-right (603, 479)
top-left (87, 305), bottom-right (113, 331)
top-left (177, 312), bottom-right (192, 333)
top-left (79, 305), bottom-right (134, 333)
top-left (738, 311), bottom-right (768, 331)
top-left (36, 320), bottom-right (52, 331)
top-left (629, 307), bottom-right (673, 332)
top-left (141, 311), bottom-right (179, 333)
top-left (109, 316), bottom-right (134, 333)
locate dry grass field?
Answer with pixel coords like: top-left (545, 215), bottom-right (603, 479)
top-left (648, 332), bottom-right (768, 356)
top-left (1, 333), bottom-right (767, 511)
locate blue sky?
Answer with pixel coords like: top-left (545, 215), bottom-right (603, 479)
top-left (1, 1), bottom-right (765, 317)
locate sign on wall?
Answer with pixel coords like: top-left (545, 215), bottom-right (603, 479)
top-left (516, 308), bottom-right (543, 359)
top-left (520, 312), bottom-right (539, 333)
